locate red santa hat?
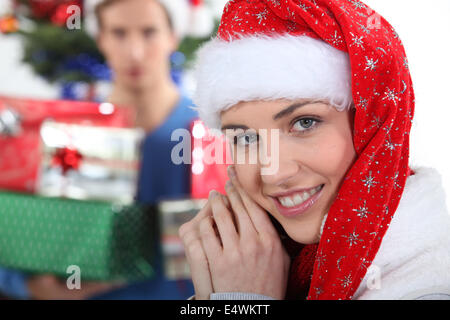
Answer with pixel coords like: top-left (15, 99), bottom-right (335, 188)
top-left (193, 0), bottom-right (415, 300)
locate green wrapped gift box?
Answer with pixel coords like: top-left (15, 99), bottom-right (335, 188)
top-left (0, 192), bottom-right (156, 282)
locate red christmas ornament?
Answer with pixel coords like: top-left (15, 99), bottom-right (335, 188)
top-left (29, 0), bottom-right (58, 19)
top-left (51, 147), bottom-right (83, 175)
top-left (50, 1), bottom-right (81, 27)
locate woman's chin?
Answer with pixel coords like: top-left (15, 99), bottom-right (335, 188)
top-left (273, 213), bottom-right (324, 244)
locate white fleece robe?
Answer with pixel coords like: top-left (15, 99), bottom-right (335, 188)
top-left (353, 167), bottom-right (450, 300)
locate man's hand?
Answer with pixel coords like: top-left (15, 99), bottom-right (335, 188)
top-left (27, 274), bottom-right (123, 300)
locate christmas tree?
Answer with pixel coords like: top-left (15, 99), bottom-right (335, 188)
top-left (0, 0), bottom-right (217, 100)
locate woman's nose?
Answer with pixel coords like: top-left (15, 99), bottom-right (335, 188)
top-left (259, 135), bottom-right (300, 187)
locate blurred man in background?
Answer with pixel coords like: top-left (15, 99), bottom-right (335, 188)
top-left (0, 0), bottom-right (197, 299)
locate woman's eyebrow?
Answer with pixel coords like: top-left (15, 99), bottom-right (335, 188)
top-left (273, 101), bottom-right (321, 120)
top-left (221, 124), bottom-right (250, 131)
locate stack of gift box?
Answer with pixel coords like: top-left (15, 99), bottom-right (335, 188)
top-left (0, 96), bottom-right (230, 283)
top-left (0, 95), bottom-right (156, 282)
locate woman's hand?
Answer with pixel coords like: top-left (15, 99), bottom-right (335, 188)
top-left (180, 166), bottom-right (290, 300)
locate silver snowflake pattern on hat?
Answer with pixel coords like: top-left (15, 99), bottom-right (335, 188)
top-left (382, 87), bottom-right (401, 106)
top-left (342, 230), bottom-right (364, 248)
top-left (315, 249), bottom-right (327, 269)
top-left (299, 3), bottom-right (310, 11)
top-left (357, 21), bottom-right (371, 34)
top-left (364, 56), bottom-right (378, 71)
top-left (369, 114), bottom-right (382, 129)
top-left (392, 172), bottom-right (401, 190)
top-left (232, 13), bottom-right (243, 22)
top-left (268, 0), bottom-right (281, 7)
top-left (350, 32), bottom-right (365, 50)
top-left (254, 8), bottom-right (268, 24)
top-left (403, 57), bottom-right (409, 70)
top-left (384, 135), bottom-right (402, 156)
top-left (339, 5), bottom-right (350, 15)
top-left (360, 257), bottom-right (371, 270)
top-left (313, 286), bottom-right (324, 296)
top-left (347, 0), bottom-right (367, 10)
top-left (352, 200), bottom-right (373, 221)
top-left (328, 30), bottom-right (344, 46)
top-left (361, 171), bottom-right (378, 193)
top-left (366, 151), bottom-right (377, 166)
top-left (338, 273), bottom-right (353, 288)
top-left (357, 96), bottom-right (369, 110)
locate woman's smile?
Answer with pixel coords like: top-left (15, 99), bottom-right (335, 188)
top-left (270, 184), bottom-right (324, 217)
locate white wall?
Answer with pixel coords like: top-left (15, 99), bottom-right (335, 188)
top-left (0, 34), bottom-right (58, 99)
top-left (363, 0), bottom-right (450, 204)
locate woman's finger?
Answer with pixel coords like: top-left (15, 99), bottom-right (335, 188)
top-left (193, 199), bottom-right (213, 222)
top-left (184, 238), bottom-right (214, 300)
top-left (199, 215), bottom-right (222, 261)
top-left (224, 179), bottom-right (257, 237)
top-left (179, 208), bottom-right (215, 300)
top-left (228, 166), bottom-right (278, 236)
top-left (209, 190), bottom-right (239, 250)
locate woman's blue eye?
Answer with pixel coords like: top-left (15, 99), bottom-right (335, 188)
top-left (234, 133), bottom-right (258, 146)
top-left (292, 118), bottom-right (318, 132)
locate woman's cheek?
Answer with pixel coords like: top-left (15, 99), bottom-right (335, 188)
top-left (234, 164), bottom-right (261, 195)
top-left (316, 135), bottom-right (356, 186)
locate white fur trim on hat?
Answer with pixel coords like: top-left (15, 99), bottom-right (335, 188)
top-left (193, 35), bottom-right (353, 129)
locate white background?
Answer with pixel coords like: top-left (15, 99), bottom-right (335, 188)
top-left (1, 0), bottom-right (449, 205)
top-left (362, 0), bottom-right (450, 205)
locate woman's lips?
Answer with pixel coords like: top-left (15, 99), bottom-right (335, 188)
top-left (271, 184), bottom-right (324, 218)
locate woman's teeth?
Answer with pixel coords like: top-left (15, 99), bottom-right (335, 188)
top-left (277, 185), bottom-right (323, 208)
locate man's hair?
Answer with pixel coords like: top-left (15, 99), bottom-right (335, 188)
top-left (95, 0), bottom-right (173, 31)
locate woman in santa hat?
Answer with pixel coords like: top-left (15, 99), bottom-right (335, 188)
top-left (179, 0), bottom-right (450, 300)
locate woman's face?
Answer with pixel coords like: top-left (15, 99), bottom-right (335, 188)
top-left (221, 99), bottom-right (356, 244)
top-left (97, 0), bottom-right (177, 90)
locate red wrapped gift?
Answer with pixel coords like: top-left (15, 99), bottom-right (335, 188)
top-left (190, 120), bottom-right (231, 199)
top-left (0, 95), bottom-right (135, 193)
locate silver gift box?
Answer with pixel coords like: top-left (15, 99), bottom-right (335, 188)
top-left (37, 121), bottom-right (144, 204)
top-left (158, 199), bottom-right (207, 280)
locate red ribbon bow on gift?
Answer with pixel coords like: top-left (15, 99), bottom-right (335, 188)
top-left (51, 147), bottom-right (83, 175)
